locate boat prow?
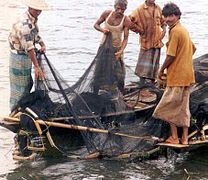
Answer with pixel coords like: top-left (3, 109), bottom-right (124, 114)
top-left (0, 116), bottom-right (19, 133)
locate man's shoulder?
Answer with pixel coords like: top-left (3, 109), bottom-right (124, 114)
top-left (139, 3), bottom-right (145, 9)
top-left (172, 23), bottom-right (188, 34)
top-left (13, 13), bottom-right (33, 33)
top-left (155, 3), bottom-right (162, 10)
top-left (101, 10), bottom-right (112, 19)
top-left (133, 3), bottom-right (145, 11)
top-left (124, 15), bottom-right (131, 26)
top-left (15, 12), bottom-right (31, 26)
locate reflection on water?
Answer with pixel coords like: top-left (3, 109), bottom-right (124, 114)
top-left (0, 0), bottom-right (208, 179)
top-left (3, 151), bottom-right (208, 179)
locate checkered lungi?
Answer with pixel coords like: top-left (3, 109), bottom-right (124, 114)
top-left (153, 86), bottom-right (191, 127)
top-left (135, 48), bottom-right (160, 80)
top-left (9, 52), bottom-right (33, 111)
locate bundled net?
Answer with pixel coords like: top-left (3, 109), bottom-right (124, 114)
top-left (190, 54), bottom-right (208, 131)
top-left (15, 33), bottom-right (208, 158)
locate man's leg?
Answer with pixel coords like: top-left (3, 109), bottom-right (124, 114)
top-left (170, 124), bottom-right (179, 140)
top-left (181, 127), bottom-right (188, 145)
top-left (165, 124), bottom-right (179, 144)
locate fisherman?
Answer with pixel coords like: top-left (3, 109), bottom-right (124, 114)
top-left (153, 3), bottom-right (196, 145)
top-left (94, 0), bottom-right (131, 93)
top-left (8, 0), bottom-right (50, 112)
top-left (129, 0), bottom-right (166, 83)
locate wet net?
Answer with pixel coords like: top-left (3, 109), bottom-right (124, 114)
top-left (190, 54), bottom-right (208, 132)
top-left (14, 33), bottom-right (208, 158)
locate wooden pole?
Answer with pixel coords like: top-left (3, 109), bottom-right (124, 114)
top-left (36, 119), bottom-right (157, 140)
top-left (2, 116), bottom-right (158, 140)
top-left (3, 116), bottom-right (19, 122)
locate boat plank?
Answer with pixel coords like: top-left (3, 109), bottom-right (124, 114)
top-left (157, 139), bottom-right (208, 149)
top-left (157, 143), bottom-right (189, 148)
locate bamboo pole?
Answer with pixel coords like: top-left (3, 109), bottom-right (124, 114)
top-left (36, 119), bottom-right (158, 140)
top-left (13, 153), bottom-right (37, 161)
top-left (2, 116), bottom-right (158, 140)
top-left (3, 116), bottom-right (19, 122)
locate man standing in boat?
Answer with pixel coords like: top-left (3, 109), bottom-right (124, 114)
top-left (8, 0), bottom-right (50, 112)
top-left (153, 3), bottom-right (196, 145)
top-left (129, 0), bottom-right (166, 83)
top-left (94, 0), bottom-right (131, 93)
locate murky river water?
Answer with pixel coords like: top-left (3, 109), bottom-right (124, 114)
top-left (0, 0), bottom-right (208, 179)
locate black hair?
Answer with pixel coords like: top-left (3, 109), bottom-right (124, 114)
top-left (114, 0), bottom-right (128, 9)
top-left (162, 3), bottom-right (182, 18)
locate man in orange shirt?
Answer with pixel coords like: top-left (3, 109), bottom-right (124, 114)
top-left (129, 0), bottom-right (166, 83)
top-left (153, 3), bottom-right (196, 145)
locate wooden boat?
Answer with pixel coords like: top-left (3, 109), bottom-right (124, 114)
top-left (0, 85), bottom-right (157, 133)
top-left (0, 85), bottom-right (162, 160)
top-left (0, 58), bottom-right (208, 160)
top-left (2, 36), bottom-right (208, 160)
top-left (1, 82), bottom-right (208, 160)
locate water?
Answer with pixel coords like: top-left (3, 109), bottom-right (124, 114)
top-left (0, 0), bottom-right (208, 179)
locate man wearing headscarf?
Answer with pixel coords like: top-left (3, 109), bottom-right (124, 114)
top-left (8, 0), bottom-right (50, 111)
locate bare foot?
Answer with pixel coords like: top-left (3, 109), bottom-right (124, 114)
top-left (165, 136), bottom-right (180, 144)
top-left (180, 139), bottom-right (188, 145)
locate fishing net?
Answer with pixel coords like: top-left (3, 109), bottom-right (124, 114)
top-left (190, 54), bottom-right (208, 131)
top-left (13, 33), bottom-right (208, 159)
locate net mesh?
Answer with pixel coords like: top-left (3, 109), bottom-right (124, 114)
top-left (15, 33), bottom-right (208, 158)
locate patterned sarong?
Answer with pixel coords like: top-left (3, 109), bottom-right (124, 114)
top-left (153, 86), bottom-right (191, 127)
top-left (135, 48), bottom-right (160, 80)
top-left (9, 52), bottom-right (33, 111)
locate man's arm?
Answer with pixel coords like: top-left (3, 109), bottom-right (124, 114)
top-left (94, 10), bottom-right (110, 34)
top-left (158, 55), bottom-right (175, 80)
top-left (115, 16), bottom-right (131, 60)
top-left (39, 41), bottom-right (46, 53)
top-left (129, 8), bottom-right (144, 34)
top-left (160, 12), bottom-right (167, 40)
top-left (192, 41), bottom-right (196, 55)
top-left (28, 49), bottom-right (45, 80)
top-left (160, 23), bottom-right (167, 40)
top-left (18, 23), bottom-right (45, 80)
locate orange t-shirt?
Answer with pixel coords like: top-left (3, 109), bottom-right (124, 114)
top-left (166, 21), bottom-right (195, 86)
